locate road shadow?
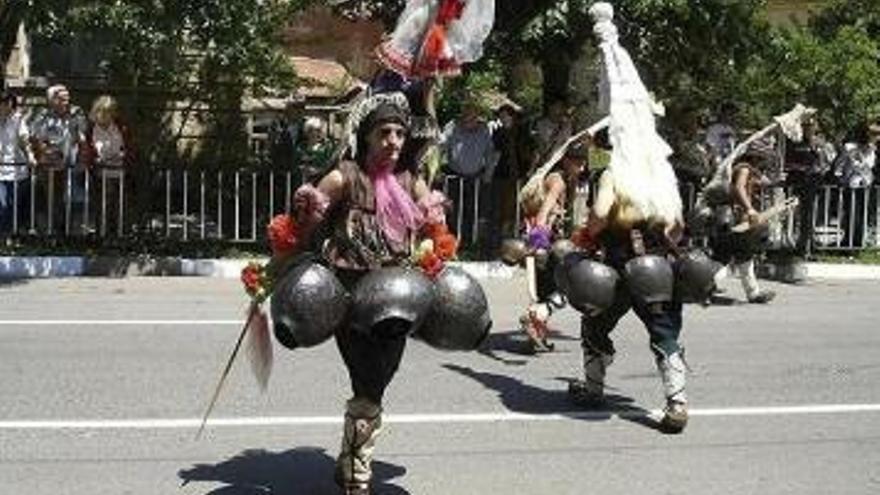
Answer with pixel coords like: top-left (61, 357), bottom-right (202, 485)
top-left (0, 277), bottom-right (29, 288)
top-left (707, 294), bottom-right (742, 306)
top-left (478, 328), bottom-right (579, 364)
top-left (443, 363), bottom-right (668, 433)
top-left (178, 447), bottom-right (410, 495)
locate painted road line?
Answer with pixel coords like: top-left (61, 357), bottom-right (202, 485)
top-left (0, 320), bottom-right (240, 326)
top-left (2, 404), bottom-right (880, 430)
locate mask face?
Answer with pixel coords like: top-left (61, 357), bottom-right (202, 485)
top-left (366, 122), bottom-right (407, 165)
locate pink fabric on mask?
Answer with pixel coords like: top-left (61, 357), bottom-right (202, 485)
top-left (368, 158), bottom-right (424, 248)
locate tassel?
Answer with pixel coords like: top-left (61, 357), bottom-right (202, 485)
top-left (418, 24), bottom-right (447, 73)
top-left (246, 303), bottom-right (273, 391)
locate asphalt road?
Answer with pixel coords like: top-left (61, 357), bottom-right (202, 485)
top-left (1, 274), bottom-right (879, 494)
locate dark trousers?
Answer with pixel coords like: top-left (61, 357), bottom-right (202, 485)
top-left (335, 269), bottom-right (408, 405)
top-left (0, 179), bottom-right (31, 234)
top-left (33, 168), bottom-right (89, 234)
top-left (536, 255), bottom-right (559, 303)
top-left (841, 187), bottom-right (876, 248)
top-left (445, 174), bottom-right (481, 249)
top-left (482, 178), bottom-right (518, 256)
top-left (788, 172), bottom-right (819, 255)
top-left (581, 280), bottom-right (683, 360)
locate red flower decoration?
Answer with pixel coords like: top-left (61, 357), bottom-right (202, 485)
top-left (422, 222), bottom-right (449, 240)
top-left (434, 233), bottom-right (458, 261)
top-left (241, 263), bottom-right (264, 298)
top-left (267, 214), bottom-right (298, 257)
top-left (571, 226), bottom-right (596, 251)
top-left (419, 251), bottom-right (445, 279)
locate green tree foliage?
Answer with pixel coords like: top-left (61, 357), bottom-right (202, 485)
top-left (809, 0), bottom-right (880, 40)
top-left (436, 59), bottom-right (505, 123)
top-left (803, 0), bottom-right (880, 137)
top-left (8, 0), bottom-right (309, 164)
top-left (484, 0), bottom-right (879, 144)
top-left (773, 27), bottom-right (878, 139)
top-left (22, 0), bottom-right (304, 91)
top-left (508, 0), bottom-right (774, 143)
top-left (1, 0), bottom-right (29, 77)
top-left (736, 0), bottom-right (880, 140)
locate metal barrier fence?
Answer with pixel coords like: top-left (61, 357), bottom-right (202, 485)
top-left (1, 165), bottom-right (127, 238)
top-left (806, 185), bottom-right (879, 251)
top-left (1, 163), bottom-right (878, 253)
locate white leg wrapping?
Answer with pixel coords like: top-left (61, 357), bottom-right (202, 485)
top-left (713, 264), bottom-right (730, 287)
top-left (582, 347), bottom-right (613, 396)
top-left (735, 259), bottom-right (761, 300)
top-left (569, 339), bottom-right (614, 405)
top-left (657, 352), bottom-right (687, 405)
top-left (336, 398), bottom-right (382, 492)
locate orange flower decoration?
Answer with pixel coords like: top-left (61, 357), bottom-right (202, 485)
top-left (434, 233), bottom-right (458, 260)
top-left (241, 263), bottom-right (264, 298)
top-left (419, 251), bottom-right (445, 279)
top-left (267, 214), bottom-right (298, 257)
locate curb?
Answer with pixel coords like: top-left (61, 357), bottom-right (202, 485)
top-left (802, 262), bottom-right (880, 280)
top-left (1, 256), bottom-right (879, 281)
top-left (0, 256), bottom-right (519, 280)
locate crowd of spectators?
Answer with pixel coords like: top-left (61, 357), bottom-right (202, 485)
top-left (677, 102), bottom-right (879, 251)
top-left (1, 85), bottom-right (136, 237)
top-left (4, 82), bottom-right (878, 253)
top-left (424, 94), bottom-right (879, 255)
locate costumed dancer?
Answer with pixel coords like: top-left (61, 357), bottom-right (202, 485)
top-left (274, 92), bottom-right (490, 494)
top-left (564, 3), bottom-right (691, 432)
top-left (507, 139), bottom-right (592, 353)
top-left (698, 104), bottom-right (814, 304)
top-left (368, 70), bottom-right (443, 185)
top-left (707, 139), bottom-right (778, 303)
top-left (375, 0), bottom-right (495, 79)
top-left (372, 0), bottom-right (496, 192)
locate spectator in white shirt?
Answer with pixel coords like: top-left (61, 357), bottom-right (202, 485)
top-left (834, 122), bottom-right (877, 189)
top-left (833, 121), bottom-right (879, 247)
top-left (0, 90), bottom-right (35, 235)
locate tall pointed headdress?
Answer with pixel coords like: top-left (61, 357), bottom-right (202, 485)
top-left (589, 2), bottom-right (683, 225)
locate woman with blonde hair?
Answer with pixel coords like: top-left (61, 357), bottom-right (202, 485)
top-left (83, 95), bottom-right (134, 169)
top-left (83, 95), bottom-right (135, 235)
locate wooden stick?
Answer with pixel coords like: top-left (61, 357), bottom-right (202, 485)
top-left (195, 302), bottom-right (258, 440)
top-left (730, 197), bottom-right (799, 233)
top-left (525, 255), bottom-right (538, 303)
